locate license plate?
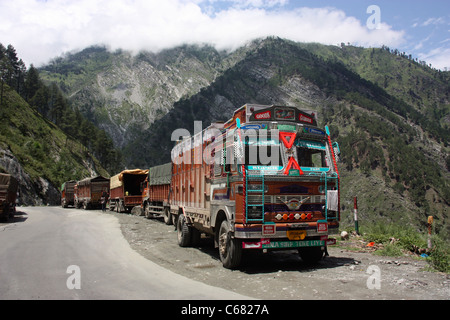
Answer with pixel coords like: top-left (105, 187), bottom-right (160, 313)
top-left (263, 224), bottom-right (276, 236)
top-left (287, 230), bottom-right (307, 241)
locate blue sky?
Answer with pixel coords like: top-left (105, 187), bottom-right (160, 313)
top-left (1, 0), bottom-right (449, 69)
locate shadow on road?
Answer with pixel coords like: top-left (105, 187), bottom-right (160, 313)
top-left (0, 210), bottom-right (28, 224)
top-left (238, 250), bottom-right (357, 274)
top-left (193, 237), bottom-right (356, 274)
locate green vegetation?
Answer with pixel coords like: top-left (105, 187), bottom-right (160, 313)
top-left (356, 223), bottom-right (449, 273)
top-left (0, 83), bottom-right (107, 187)
top-left (1, 43), bottom-right (123, 176)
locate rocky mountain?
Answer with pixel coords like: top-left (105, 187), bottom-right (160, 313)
top-left (40, 38), bottom-right (449, 237)
top-left (40, 44), bottom-right (250, 149)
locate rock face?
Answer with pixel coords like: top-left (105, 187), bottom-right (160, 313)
top-left (0, 147), bottom-right (59, 206)
top-left (43, 45), bottom-right (241, 149)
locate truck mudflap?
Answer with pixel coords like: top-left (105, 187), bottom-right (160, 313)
top-left (242, 237), bottom-right (336, 249)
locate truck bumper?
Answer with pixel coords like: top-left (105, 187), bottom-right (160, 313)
top-left (234, 221), bottom-right (339, 239)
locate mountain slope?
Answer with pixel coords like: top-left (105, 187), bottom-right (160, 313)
top-left (40, 38), bottom-right (449, 237)
top-left (40, 45), bottom-right (247, 149)
top-left (0, 84), bottom-right (108, 205)
top-left (126, 38), bottom-right (449, 236)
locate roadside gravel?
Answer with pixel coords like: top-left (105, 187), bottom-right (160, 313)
top-left (111, 211), bottom-right (449, 300)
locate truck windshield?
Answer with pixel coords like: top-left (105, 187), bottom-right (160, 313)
top-left (295, 139), bottom-right (329, 169)
top-left (244, 135), bottom-right (283, 166)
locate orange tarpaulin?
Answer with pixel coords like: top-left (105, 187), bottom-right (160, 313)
top-left (110, 169), bottom-right (148, 189)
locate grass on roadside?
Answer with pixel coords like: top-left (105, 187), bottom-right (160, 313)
top-left (337, 222), bottom-right (449, 273)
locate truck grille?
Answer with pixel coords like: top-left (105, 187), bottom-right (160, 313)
top-left (246, 194), bottom-right (325, 217)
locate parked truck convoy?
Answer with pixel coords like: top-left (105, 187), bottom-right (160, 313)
top-left (109, 169), bottom-right (148, 213)
top-left (61, 104), bottom-right (341, 269)
top-left (0, 173), bottom-right (18, 221)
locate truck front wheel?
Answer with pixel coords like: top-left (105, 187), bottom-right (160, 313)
top-left (218, 219), bottom-right (242, 269)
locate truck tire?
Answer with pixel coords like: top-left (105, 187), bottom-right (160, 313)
top-left (177, 214), bottom-right (192, 247)
top-left (218, 219), bottom-right (242, 269)
top-left (163, 207), bottom-right (172, 225)
top-left (298, 247), bottom-right (324, 264)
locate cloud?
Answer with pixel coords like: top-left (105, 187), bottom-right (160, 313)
top-left (0, 0), bottom-right (405, 67)
top-left (422, 17), bottom-right (446, 27)
top-left (419, 47), bottom-right (450, 70)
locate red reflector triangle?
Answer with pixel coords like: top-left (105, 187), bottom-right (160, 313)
top-left (280, 132), bottom-right (296, 149)
top-left (284, 157), bottom-right (303, 175)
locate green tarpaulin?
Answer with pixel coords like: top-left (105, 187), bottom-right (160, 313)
top-left (149, 163), bottom-right (172, 186)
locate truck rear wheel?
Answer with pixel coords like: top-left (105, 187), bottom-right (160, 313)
top-left (218, 219), bottom-right (242, 269)
top-left (177, 214), bottom-right (192, 247)
top-left (298, 247), bottom-right (324, 264)
top-left (163, 207), bottom-right (172, 225)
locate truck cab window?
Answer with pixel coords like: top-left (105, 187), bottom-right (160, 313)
top-left (295, 140), bottom-right (328, 168)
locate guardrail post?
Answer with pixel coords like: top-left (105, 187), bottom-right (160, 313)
top-left (427, 215), bottom-right (433, 249)
top-left (354, 197), bottom-right (359, 235)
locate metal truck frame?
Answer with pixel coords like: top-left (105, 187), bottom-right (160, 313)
top-left (168, 104), bottom-right (341, 269)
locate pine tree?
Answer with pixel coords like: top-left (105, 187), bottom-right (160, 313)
top-left (5, 45), bottom-right (19, 87)
top-left (24, 65), bottom-right (41, 101)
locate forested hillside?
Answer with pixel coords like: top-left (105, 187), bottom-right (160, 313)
top-left (0, 43), bottom-right (122, 204)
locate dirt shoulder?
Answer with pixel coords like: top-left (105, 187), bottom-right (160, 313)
top-left (111, 211), bottom-right (449, 300)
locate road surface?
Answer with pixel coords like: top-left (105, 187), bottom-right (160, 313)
top-left (0, 207), bottom-right (252, 300)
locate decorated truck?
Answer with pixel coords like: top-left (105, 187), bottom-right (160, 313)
top-left (141, 163), bottom-right (172, 221)
top-left (74, 176), bottom-right (110, 210)
top-left (109, 169), bottom-right (148, 213)
top-left (169, 104), bottom-right (341, 269)
top-left (61, 180), bottom-right (76, 208)
top-left (0, 173), bottom-right (18, 221)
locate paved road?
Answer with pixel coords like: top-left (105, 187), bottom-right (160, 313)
top-left (0, 207), bottom-right (253, 300)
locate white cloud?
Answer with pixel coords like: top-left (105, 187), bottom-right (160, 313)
top-left (422, 17), bottom-right (445, 27)
top-left (419, 47), bottom-right (450, 70)
top-left (0, 0), bottom-right (405, 67)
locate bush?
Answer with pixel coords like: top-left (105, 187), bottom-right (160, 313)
top-left (361, 222), bottom-right (450, 273)
top-left (429, 236), bottom-right (450, 273)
